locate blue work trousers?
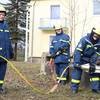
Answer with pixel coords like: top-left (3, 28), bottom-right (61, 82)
top-left (55, 63), bottom-right (69, 83)
top-left (0, 62), bottom-right (7, 87)
top-left (71, 68), bottom-right (100, 91)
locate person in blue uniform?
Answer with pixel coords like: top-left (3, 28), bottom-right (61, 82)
top-left (49, 25), bottom-right (70, 85)
top-left (0, 5), bottom-right (14, 93)
top-left (71, 26), bottom-right (100, 93)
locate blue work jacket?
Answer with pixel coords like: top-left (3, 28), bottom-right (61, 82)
top-left (50, 32), bottom-right (70, 63)
top-left (74, 33), bottom-right (100, 66)
top-left (0, 21), bottom-right (13, 61)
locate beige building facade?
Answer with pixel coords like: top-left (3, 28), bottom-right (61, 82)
top-left (25, 0), bottom-right (100, 61)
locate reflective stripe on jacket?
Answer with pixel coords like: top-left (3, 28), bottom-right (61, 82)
top-left (50, 32), bottom-right (70, 63)
top-left (74, 33), bottom-right (100, 66)
top-left (0, 21), bottom-right (13, 61)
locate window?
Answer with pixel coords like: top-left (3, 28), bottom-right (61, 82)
top-left (93, 0), bottom-right (100, 15)
top-left (50, 5), bottom-right (60, 19)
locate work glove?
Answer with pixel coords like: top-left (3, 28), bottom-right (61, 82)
top-left (50, 54), bottom-right (56, 58)
top-left (74, 64), bottom-right (81, 70)
top-left (89, 64), bottom-right (95, 73)
top-left (10, 52), bottom-right (14, 59)
top-left (61, 49), bottom-right (66, 53)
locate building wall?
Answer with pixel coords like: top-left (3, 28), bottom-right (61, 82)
top-left (68, 0), bottom-right (100, 52)
top-left (33, 0), bottom-right (69, 57)
top-left (26, 0), bottom-right (69, 60)
top-left (25, 0), bottom-right (100, 61)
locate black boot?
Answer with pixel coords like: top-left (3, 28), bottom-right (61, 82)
top-left (0, 87), bottom-right (6, 94)
top-left (72, 90), bottom-right (78, 94)
top-left (92, 89), bottom-right (100, 94)
top-left (60, 81), bottom-right (67, 85)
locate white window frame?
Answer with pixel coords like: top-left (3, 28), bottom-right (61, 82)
top-left (93, 0), bottom-right (100, 15)
top-left (50, 5), bottom-right (60, 19)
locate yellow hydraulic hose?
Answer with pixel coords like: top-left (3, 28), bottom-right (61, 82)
top-left (47, 66), bottom-right (69, 93)
top-left (0, 55), bottom-right (47, 95)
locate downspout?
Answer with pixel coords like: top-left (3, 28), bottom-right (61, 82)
top-left (25, 5), bottom-right (29, 62)
top-left (31, 1), bottom-right (36, 62)
top-left (25, 1), bottom-right (36, 62)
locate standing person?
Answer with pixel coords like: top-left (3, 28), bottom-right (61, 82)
top-left (71, 26), bottom-right (100, 93)
top-left (49, 25), bottom-right (70, 85)
top-left (0, 5), bottom-right (14, 93)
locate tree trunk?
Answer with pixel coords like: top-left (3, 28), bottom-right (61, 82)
top-left (14, 42), bottom-right (17, 60)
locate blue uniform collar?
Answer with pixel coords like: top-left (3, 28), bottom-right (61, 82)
top-left (85, 33), bottom-right (100, 46)
top-left (56, 32), bottom-right (64, 35)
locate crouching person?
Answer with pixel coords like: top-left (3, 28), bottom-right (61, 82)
top-left (71, 26), bottom-right (100, 93)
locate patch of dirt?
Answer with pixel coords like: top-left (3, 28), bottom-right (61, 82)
top-left (0, 61), bottom-right (99, 100)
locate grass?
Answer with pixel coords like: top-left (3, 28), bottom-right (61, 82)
top-left (1, 61), bottom-right (99, 100)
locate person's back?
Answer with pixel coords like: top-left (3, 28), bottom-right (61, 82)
top-left (74, 33), bottom-right (100, 65)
